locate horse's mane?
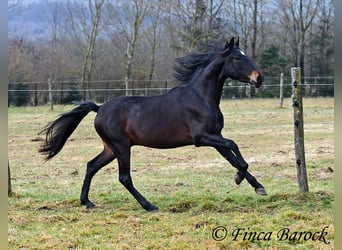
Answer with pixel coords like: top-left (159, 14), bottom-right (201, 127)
top-left (173, 44), bottom-right (224, 85)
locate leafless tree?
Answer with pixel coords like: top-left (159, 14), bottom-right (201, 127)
top-left (278, 0), bottom-right (321, 81)
top-left (162, 0), bottom-right (226, 53)
top-left (66, 0), bottom-right (106, 100)
top-left (108, 0), bottom-right (149, 96)
top-left (43, 0), bottom-right (63, 54)
top-left (251, 0), bottom-right (258, 60)
top-left (8, 38), bottom-right (34, 82)
top-left (144, 2), bottom-right (162, 94)
top-left (7, 0), bottom-right (334, 103)
top-left (307, 0), bottom-right (334, 76)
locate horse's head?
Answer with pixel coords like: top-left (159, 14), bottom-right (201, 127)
top-left (220, 37), bottom-right (263, 88)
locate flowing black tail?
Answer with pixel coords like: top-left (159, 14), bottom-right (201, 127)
top-left (39, 101), bottom-right (100, 161)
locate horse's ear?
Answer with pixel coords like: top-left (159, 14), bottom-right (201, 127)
top-left (235, 36), bottom-right (240, 47)
top-left (222, 37), bottom-right (235, 56)
top-left (227, 37), bottom-right (234, 49)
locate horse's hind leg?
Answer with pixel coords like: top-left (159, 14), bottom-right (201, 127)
top-left (80, 144), bottom-right (116, 208)
top-left (114, 143), bottom-right (158, 212)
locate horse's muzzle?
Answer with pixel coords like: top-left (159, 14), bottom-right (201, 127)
top-left (249, 70), bottom-right (263, 88)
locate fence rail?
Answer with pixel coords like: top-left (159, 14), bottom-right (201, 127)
top-left (8, 76), bottom-right (334, 106)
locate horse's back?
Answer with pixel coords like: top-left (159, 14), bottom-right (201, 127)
top-left (94, 91), bottom-right (193, 148)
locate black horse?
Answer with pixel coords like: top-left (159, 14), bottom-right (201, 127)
top-left (39, 37), bottom-right (266, 211)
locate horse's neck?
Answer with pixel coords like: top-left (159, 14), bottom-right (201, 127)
top-left (189, 57), bottom-right (226, 105)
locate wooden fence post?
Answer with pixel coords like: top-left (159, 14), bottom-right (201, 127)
top-left (279, 73), bottom-right (284, 108)
top-left (291, 67), bottom-right (309, 192)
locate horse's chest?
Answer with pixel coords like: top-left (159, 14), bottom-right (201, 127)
top-left (213, 111), bottom-right (224, 132)
top-left (199, 106), bottom-right (224, 133)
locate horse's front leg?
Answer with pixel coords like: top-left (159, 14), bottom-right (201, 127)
top-left (197, 133), bottom-right (248, 175)
top-left (215, 145), bottom-right (248, 184)
top-left (197, 133), bottom-right (267, 195)
top-left (215, 146), bottom-right (266, 195)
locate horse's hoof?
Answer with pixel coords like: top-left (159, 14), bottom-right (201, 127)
top-left (146, 205), bottom-right (159, 212)
top-left (82, 201), bottom-right (96, 209)
top-left (234, 174), bottom-right (243, 185)
top-left (255, 188), bottom-right (267, 195)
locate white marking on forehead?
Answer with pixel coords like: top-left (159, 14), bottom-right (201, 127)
top-left (240, 50), bottom-right (246, 56)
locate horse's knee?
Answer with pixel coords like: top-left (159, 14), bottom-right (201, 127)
top-left (119, 175), bottom-right (132, 187)
top-left (225, 140), bottom-right (238, 151)
top-left (241, 161), bottom-right (248, 170)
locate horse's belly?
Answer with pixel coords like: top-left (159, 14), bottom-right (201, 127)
top-left (129, 125), bottom-right (193, 149)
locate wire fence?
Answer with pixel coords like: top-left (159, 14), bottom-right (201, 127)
top-left (8, 76), bottom-right (334, 106)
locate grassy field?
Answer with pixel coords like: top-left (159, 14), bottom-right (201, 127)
top-left (8, 98), bottom-right (334, 249)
